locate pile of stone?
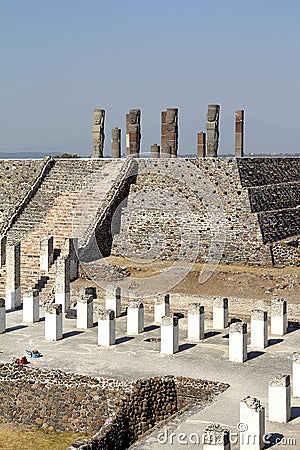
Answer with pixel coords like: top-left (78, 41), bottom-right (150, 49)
top-left (79, 261), bottom-right (130, 283)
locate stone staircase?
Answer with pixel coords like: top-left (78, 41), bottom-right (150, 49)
top-left (2, 159), bottom-right (125, 297)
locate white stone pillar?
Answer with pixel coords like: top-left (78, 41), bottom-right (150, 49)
top-left (271, 297), bottom-right (287, 336)
top-left (0, 298), bottom-right (6, 334)
top-left (98, 309), bottom-right (115, 346)
top-left (229, 322), bottom-right (247, 363)
top-left (188, 302), bottom-right (204, 341)
top-left (55, 255), bottom-right (70, 313)
top-left (105, 286), bottom-right (121, 318)
top-left (203, 423), bottom-right (231, 450)
top-left (40, 235), bottom-right (54, 272)
top-left (293, 352), bottom-right (300, 397)
top-left (160, 315), bottom-right (179, 355)
top-left (45, 304), bottom-right (63, 341)
top-left (77, 294), bottom-right (93, 329)
top-left (5, 241), bottom-right (21, 310)
top-left (127, 300), bottom-right (144, 335)
top-left (23, 289), bottom-right (39, 323)
top-left (62, 237), bottom-right (78, 281)
top-left (0, 235), bottom-right (6, 267)
top-left (213, 297), bottom-right (229, 329)
top-left (250, 310), bottom-right (268, 349)
top-left (154, 294), bottom-right (170, 323)
top-left (240, 396), bottom-right (265, 450)
top-left (268, 375), bottom-right (291, 423)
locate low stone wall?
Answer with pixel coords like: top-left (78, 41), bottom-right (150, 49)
top-left (69, 376), bottom-right (228, 450)
top-left (0, 364), bottom-right (127, 434)
top-left (0, 363), bottom-right (229, 450)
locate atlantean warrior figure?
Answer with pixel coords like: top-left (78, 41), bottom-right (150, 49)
top-left (126, 109), bottom-right (141, 157)
top-left (161, 108), bottom-right (178, 158)
top-left (206, 104), bottom-right (220, 157)
top-left (92, 109), bottom-right (105, 158)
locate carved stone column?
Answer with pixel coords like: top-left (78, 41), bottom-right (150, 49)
top-left (126, 109), bottom-right (141, 157)
top-left (92, 109), bottom-right (105, 158)
top-left (206, 104), bottom-right (220, 157)
top-left (111, 127), bottom-right (121, 158)
top-left (161, 108), bottom-right (178, 158)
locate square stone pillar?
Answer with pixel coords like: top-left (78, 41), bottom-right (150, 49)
top-left (5, 241), bottom-right (21, 310)
top-left (293, 352), bottom-right (300, 397)
top-left (98, 309), bottom-right (115, 346)
top-left (105, 286), bottom-right (121, 318)
top-left (240, 396), bottom-right (265, 450)
top-left (23, 289), bottom-right (39, 323)
top-left (235, 109), bottom-right (244, 158)
top-left (62, 238), bottom-right (78, 282)
top-left (229, 322), bottom-right (247, 363)
top-left (55, 256), bottom-right (70, 313)
top-left (203, 423), bottom-right (231, 450)
top-left (268, 375), bottom-right (291, 423)
top-left (271, 297), bottom-right (287, 335)
top-left (160, 315), bottom-right (179, 355)
top-left (77, 294), bottom-right (93, 329)
top-left (197, 132), bottom-right (206, 158)
top-left (40, 235), bottom-right (54, 272)
top-left (250, 310), bottom-right (268, 349)
top-left (150, 144), bottom-right (160, 158)
top-left (0, 298), bottom-right (6, 334)
top-left (0, 235), bottom-right (6, 267)
top-left (127, 300), bottom-right (144, 335)
top-left (188, 303), bottom-right (204, 341)
top-left (45, 304), bottom-right (63, 341)
top-left (213, 297), bottom-right (229, 329)
top-left (154, 294), bottom-right (170, 323)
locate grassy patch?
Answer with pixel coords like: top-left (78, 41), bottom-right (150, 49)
top-left (0, 423), bottom-right (90, 450)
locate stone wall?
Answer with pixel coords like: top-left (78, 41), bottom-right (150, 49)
top-left (0, 159), bottom-right (46, 233)
top-left (237, 158), bottom-right (300, 187)
top-left (69, 376), bottom-right (228, 450)
top-left (112, 158), bottom-right (270, 266)
top-left (0, 363), bottom-right (228, 450)
top-left (248, 183), bottom-right (300, 213)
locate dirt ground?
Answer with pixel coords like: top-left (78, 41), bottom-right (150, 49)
top-left (96, 256), bottom-right (300, 304)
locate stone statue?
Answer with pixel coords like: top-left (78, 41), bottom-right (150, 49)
top-left (161, 108), bottom-right (178, 158)
top-left (126, 109), bottom-right (141, 157)
top-left (206, 104), bottom-right (220, 157)
top-left (92, 109), bottom-right (105, 158)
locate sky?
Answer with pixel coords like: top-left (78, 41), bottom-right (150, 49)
top-left (0, 0), bottom-right (299, 157)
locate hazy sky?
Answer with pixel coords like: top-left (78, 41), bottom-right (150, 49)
top-left (1, 0), bottom-right (299, 156)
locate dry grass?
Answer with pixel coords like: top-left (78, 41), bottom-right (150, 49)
top-left (0, 422), bottom-right (90, 450)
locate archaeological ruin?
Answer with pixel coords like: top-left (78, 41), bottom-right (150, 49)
top-left (0, 105), bottom-right (299, 449)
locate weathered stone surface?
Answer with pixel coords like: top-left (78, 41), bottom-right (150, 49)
top-left (242, 395), bottom-right (264, 411)
top-left (92, 109), bottom-right (105, 158)
top-left (235, 109), bottom-right (244, 157)
top-left (269, 375), bottom-right (290, 387)
top-left (161, 108), bottom-right (178, 158)
top-left (126, 109), bottom-right (141, 157)
top-left (111, 127), bottom-right (121, 158)
top-left (229, 322), bottom-right (247, 333)
top-left (197, 131), bottom-right (206, 157)
top-left (206, 104), bottom-right (220, 157)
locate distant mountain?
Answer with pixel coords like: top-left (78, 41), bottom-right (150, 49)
top-left (0, 151), bottom-right (81, 159)
top-left (0, 151), bottom-right (61, 159)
